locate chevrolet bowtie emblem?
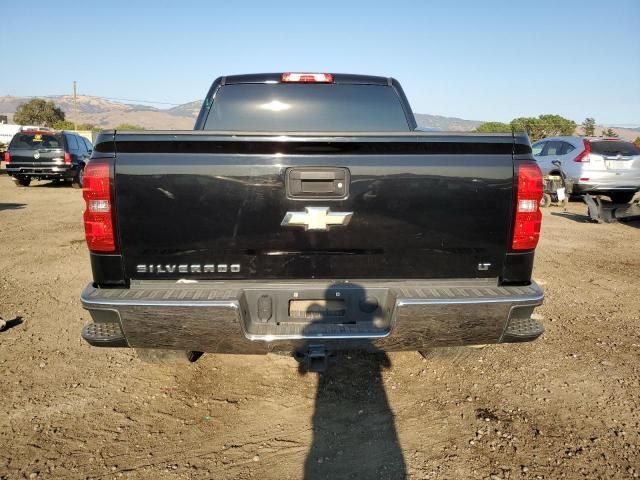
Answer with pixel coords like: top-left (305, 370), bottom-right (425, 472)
top-left (281, 207), bottom-right (353, 231)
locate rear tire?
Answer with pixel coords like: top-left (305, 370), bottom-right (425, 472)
top-left (14, 177), bottom-right (31, 187)
top-left (608, 192), bottom-right (636, 204)
top-left (135, 348), bottom-right (202, 364)
top-left (72, 166), bottom-right (84, 189)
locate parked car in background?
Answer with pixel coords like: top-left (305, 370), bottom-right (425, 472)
top-left (1, 124), bottom-right (47, 168)
top-left (532, 136), bottom-right (640, 204)
top-left (4, 130), bottom-right (92, 187)
top-left (0, 124), bottom-right (23, 155)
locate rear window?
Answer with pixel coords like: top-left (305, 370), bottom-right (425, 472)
top-left (66, 135), bottom-right (79, 151)
top-left (544, 141), bottom-right (564, 156)
top-left (203, 84), bottom-right (411, 132)
top-left (590, 140), bottom-right (640, 156)
top-left (10, 133), bottom-right (64, 150)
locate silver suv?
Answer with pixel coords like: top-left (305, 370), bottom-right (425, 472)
top-left (532, 136), bottom-right (640, 203)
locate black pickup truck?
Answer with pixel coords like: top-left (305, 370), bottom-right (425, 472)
top-left (80, 73), bottom-right (544, 366)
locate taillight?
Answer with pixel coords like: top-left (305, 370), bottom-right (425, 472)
top-left (3, 151), bottom-right (10, 164)
top-left (574, 139), bottom-right (591, 162)
top-left (281, 72), bottom-right (334, 83)
top-left (64, 152), bottom-right (71, 164)
top-left (512, 162), bottom-right (543, 251)
top-left (83, 161), bottom-right (115, 252)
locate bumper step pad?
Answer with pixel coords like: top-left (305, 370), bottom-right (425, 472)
top-left (502, 316), bottom-right (544, 343)
top-left (81, 322), bottom-right (128, 347)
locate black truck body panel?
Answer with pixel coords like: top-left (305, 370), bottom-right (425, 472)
top-left (98, 132), bottom-right (530, 284)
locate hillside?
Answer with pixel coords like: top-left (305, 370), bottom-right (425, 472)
top-left (166, 100), bottom-right (202, 118)
top-left (0, 95), bottom-right (485, 131)
top-left (413, 113), bottom-right (483, 131)
top-left (0, 95), bottom-right (194, 130)
top-left (0, 95), bottom-right (637, 139)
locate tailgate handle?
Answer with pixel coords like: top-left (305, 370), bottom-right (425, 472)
top-left (286, 167), bottom-right (349, 199)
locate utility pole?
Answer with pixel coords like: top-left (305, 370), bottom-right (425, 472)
top-left (73, 81), bottom-right (78, 130)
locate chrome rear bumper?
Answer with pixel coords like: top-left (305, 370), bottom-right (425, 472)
top-left (6, 164), bottom-right (74, 177)
top-left (80, 279), bottom-right (544, 353)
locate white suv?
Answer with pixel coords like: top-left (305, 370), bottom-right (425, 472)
top-left (532, 136), bottom-right (640, 204)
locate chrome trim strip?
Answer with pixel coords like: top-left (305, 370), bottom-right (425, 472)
top-left (82, 298), bottom-right (239, 309)
top-left (243, 331), bottom-right (390, 342)
top-left (80, 285), bottom-right (238, 310)
top-left (396, 293), bottom-right (544, 306)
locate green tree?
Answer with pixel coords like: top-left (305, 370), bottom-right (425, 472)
top-left (634, 137), bottom-right (640, 148)
top-left (53, 120), bottom-right (75, 130)
top-left (581, 117), bottom-right (596, 136)
top-left (602, 128), bottom-right (618, 138)
top-left (52, 120), bottom-right (102, 131)
top-left (475, 122), bottom-right (512, 133)
top-left (511, 114), bottom-right (576, 142)
top-left (510, 117), bottom-right (544, 141)
top-left (77, 123), bottom-right (102, 132)
top-left (13, 99), bottom-right (66, 127)
top-left (114, 123), bottom-right (145, 131)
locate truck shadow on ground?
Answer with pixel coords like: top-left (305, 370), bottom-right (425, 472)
top-left (551, 211), bottom-right (640, 229)
top-left (31, 181), bottom-right (73, 188)
top-left (619, 219), bottom-right (640, 229)
top-left (0, 202), bottom-right (26, 211)
top-left (613, 218), bottom-right (640, 229)
top-left (296, 283), bottom-right (406, 480)
top-left (550, 211), bottom-right (593, 223)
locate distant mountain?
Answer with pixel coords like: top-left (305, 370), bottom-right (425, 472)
top-left (167, 100), bottom-right (202, 118)
top-left (0, 95), bottom-right (136, 115)
top-left (0, 95), bottom-right (637, 139)
top-left (0, 96), bottom-right (29, 114)
top-left (0, 95), bottom-right (486, 131)
top-left (590, 126), bottom-right (640, 140)
top-left (414, 113), bottom-right (483, 131)
top-left (0, 95), bottom-right (195, 130)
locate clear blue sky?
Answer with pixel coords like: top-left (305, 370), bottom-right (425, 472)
top-left (3, 0), bottom-right (639, 125)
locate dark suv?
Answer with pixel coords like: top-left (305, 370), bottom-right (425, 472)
top-left (4, 130), bottom-right (92, 187)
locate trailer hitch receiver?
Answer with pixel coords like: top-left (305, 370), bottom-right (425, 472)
top-left (306, 345), bottom-right (329, 373)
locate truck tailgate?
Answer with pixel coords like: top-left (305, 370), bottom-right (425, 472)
top-left (111, 133), bottom-right (517, 281)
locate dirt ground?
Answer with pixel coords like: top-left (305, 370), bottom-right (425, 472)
top-left (0, 175), bottom-right (639, 480)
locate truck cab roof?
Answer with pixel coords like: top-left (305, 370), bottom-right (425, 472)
top-left (223, 73), bottom-right (392, 85)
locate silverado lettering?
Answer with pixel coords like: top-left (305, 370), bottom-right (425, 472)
top-left (136, 264), bottom-right (241, 274)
